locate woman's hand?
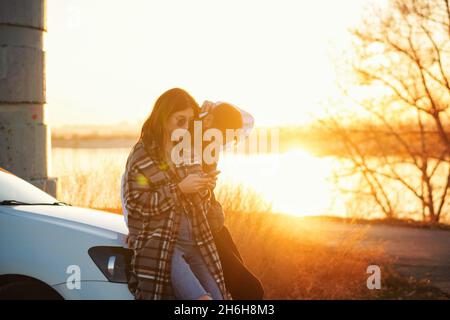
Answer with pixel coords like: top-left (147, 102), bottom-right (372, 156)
top-left (177, 173), bottom-right (215, 194)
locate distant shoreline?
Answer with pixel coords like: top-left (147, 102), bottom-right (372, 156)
top-left (52, 137), bottom-right (137, 149)
top-left (51, 124), bottom-right (450, 157)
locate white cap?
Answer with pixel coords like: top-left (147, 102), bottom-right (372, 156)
top-left (199, 100), bottom-right (255, 151)
top-left (200, 100), bottom-right (254, 135)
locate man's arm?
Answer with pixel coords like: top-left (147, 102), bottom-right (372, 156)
top-left (206, 189), bottom-right (225, 233)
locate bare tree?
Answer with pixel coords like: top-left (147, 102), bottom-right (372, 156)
top-left (320, 0), bottom-right (450, 223)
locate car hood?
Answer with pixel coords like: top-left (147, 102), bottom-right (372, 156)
top-left (0, 205), bottom-right (128, 236)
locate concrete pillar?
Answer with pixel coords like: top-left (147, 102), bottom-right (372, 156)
top-left (0, 0), bottom-right (57, 197)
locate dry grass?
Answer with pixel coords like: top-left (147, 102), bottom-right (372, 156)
top-left (227, 212), bottom-right (381, 299)
top-left (217, 186), bottom-right (448, 299)
top-left (53, 148), bottom-right (127, 209)
top-left (212, 185), bottom-right (383, 299)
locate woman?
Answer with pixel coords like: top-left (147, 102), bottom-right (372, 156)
top-left (122, 88), bottom-right (232, 300)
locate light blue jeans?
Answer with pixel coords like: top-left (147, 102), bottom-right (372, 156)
top-left (171, 212), bottom-right (223, 300)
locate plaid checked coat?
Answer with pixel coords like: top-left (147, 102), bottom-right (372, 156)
top-left (123, 136), bottom-right (232, 300)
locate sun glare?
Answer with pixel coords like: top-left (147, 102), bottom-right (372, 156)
top-left (218, 148), bottom-right (345, 217)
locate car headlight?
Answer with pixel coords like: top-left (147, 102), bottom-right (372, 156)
top-left (88, 246), bottom-right (132, 283)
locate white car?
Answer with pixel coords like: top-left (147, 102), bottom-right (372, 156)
top-left (0, 168), bottom-right (134, 300)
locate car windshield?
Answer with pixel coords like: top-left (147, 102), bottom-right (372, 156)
top-left (0, 169), bottom-right (58, 204)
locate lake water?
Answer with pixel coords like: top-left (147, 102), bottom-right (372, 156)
top-left (51, 147), bottom-right (449, 222)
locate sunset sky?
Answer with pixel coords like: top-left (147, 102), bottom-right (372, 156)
top-left (45, 0), bottom-right (370, 128)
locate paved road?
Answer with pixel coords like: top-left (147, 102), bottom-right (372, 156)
top-left (315, 220), bottom-right (450, 293)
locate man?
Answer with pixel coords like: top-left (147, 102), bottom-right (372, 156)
top-left (194, 100), bottom-right (264, 300)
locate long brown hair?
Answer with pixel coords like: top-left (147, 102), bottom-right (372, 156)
top-left (140, 88), bottom-right (199, 156)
